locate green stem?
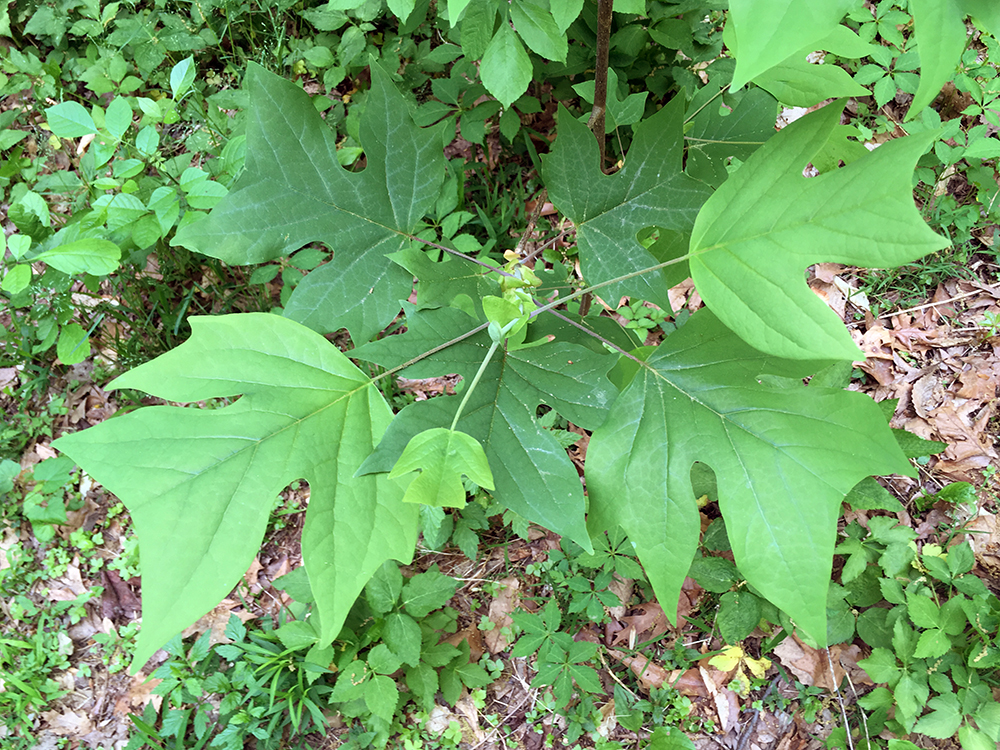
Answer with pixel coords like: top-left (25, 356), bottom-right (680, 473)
top-left (683, 84), bottom-right (728, 124)
top-left (529, 252), bottom-right (692, 320)
top-left (369, 322), bottom-right (489, 386)
top-left (449, 339), bottom-right (501, 430)
top-left (368, 252), bottom-right (691, 388)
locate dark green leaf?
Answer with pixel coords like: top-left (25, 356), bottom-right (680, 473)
top-left (544, 98), bottom-right (712, 312)
top-left (401, 567), bottom-right (458, 618)
top-left (172, 63), bottom-right (446, 344)
top-left (355, 307), bottom-right (614, 550)
top-left (718, 590), bottom-right (762, 644)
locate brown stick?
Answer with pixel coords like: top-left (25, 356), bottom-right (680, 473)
top-left (587, 0), bottom-right (614, 174)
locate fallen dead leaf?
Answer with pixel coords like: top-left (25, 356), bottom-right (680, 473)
top-left (443, 626), bottom-right (484, 663)
top-left (609, 651), bottom-right (710, 697)
top-left (965, 509), bottom-right (1000, 594)
top-left (612, 601), bottom-right (669, 648)
top-left (597, 699), bottom-right (617, 738)
top-left (454, 694), bottom-right (487, 745)
top-left (911, 371), bottom-right (946, 418)
top-left (101, 569), bottom-right (141, 622)
top-left (180, 598), bottom-right (254, 647)
top-left (773, 635), bottom-right (872, 690)
top-left (607, 574), bottom-right (632, 620)
top-left (113, 672), bottom-right (163, 717)
top-left (484, 577), bottom-right (520, 653)
top-left (45, 560), bottom-right (87, 602)
top-left (40, 708), bottom-right (94, 736)
top-left (699, 665), bottom-right (741, 733)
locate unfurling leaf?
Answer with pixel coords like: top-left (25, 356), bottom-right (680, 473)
top-left (389, 428), bottom-right (495, 507)
top-left (355, 307), bottom-right (615, 552)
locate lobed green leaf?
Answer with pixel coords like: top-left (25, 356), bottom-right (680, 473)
top-left (53, 314), bottom-right (418, 669)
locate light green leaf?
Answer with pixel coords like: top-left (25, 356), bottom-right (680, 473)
top-left (895, 672), bottom-right (930, 727)
top-left (586, 311), bottom-right (912, 644)
top-left (104, 96), bottom-right (132, 140)
top-left (614, 0), bottom-right (645, 14)
top-left (972, 701), bottom-right (1000, 741)
top-left (913, 627), bottom-right (951, 659)
top-left (135, 125), bottom-right (159, 156)
top-left (913, 693), bottom-right (962, 739)
top-left (728, 0), bottom-right (854, 90)
top-left (689, 101), bottom-right (948, 361)
top-left (814, 25), bottom-right (881, 59)
top-left (389, 428), bottom-right (494, 508)
top-left (573, 69), bottom-right (648, 130)
top-left (302, 45), bottom-right (336, 68)
top-left (401, 566), bottom-right (459, 618)
top-left (364, 674), bottom-right (399, 722)
top-left (448, 0), bottom-right (475, 25)
top-left (481, 22), bottom-right (532, 108)
top-left (648, 727), bottom-right (696, 750)
top-left (857, 649), bottom-right (901, 684)
top-left (94, 193), bottom-right (147, 232)
top-left (274, 620), bottom-right (319, 650)
top-left (0, 129), bottom-right (28, 150)
top-left (6, 234), bottom-right (31, 261)
top-left (387, 0), bottom-right (416, 23)
top-left (406, 663), bottom-right (438, 711)
top-left (383, 612), bottom-right (422, 666)
top-left (32, 238), bottom-right (121, 276)
top-left (1, 265), bottom-right (31, 294)
top-left (909, 0), bottom-right (966, 118)
top-left (460, 0), bottom-right (496, 59)
top-left (368, 643), bottom-right (403, 675)
top-left (511, 0), bottom-right (567, 62)
top-left (355, 307), bottom-right (615, 552)
top-left (907, 593), bottom-right (940, 629)
top-left (53, 314), bottom-right (418, 669)
top-left (174, 62), bottom-right (445, 345)
top-left (543, 98), bottom-right (712, 312)
top-left (45, 101), bottom-right (98, 137)
top-left (964, 0), bottom-right (1000, 37)
top-left (959, 726), bottom-right (997, 750)
top-left (550, 0), bottom-right (583, 32)
top-left (185, 180), bottom-right (228, 210)
top-left (56, 323), bottom-right (89, 366)
top-left (753, 58), bottom-right (869, 107)
top-left (366, 561), bottom-right (403, 614)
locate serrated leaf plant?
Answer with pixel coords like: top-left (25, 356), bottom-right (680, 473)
top-left (51, 1), bottom-right (986, 681)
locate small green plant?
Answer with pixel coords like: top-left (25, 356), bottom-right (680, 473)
top-left (93, 621), bottom-right (141, 675)
top-left (5, 2), bottom-right (1000, 747)
top-left (978, 311), bottom-right (1000, 337)
top-left (327, 562), bottom-right (492, 745)
top-left (511, 599), bottom-right (604, 710)
top-left (0, 617), bottom-right (75, 746)
top-left (840, 520), bottom-right (1000, 747)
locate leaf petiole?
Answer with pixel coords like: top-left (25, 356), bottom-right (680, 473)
top-left (448, 326), bottom-right (511, 431)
